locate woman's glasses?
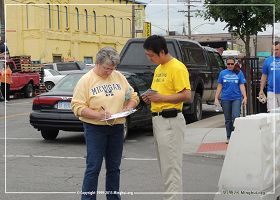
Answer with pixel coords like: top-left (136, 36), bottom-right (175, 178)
top-left (227, 63), bottom-right (235, 65)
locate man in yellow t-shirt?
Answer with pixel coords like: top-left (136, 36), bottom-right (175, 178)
top-left (142, 35), bottom-right (191, 200)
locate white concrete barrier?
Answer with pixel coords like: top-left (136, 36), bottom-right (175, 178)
top-left (214, 112), bottom-right (280, 200)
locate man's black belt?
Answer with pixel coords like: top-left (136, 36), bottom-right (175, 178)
top-left (152, 109), bottom-right (181, 117)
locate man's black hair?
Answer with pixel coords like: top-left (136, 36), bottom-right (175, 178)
top-left (143, 35), bottom-right (168, 56)
top-left (273, 41), bottom-right (280, 46)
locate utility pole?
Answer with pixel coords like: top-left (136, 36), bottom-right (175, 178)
top-left (187, 0), bottom-right (191, 38)
top-left (178, 0), bottom-right (201, 39)
top-left (132, 0), bottom-right (135, 38)
top-left (167, 0), bottom-right (170, 35)
top-left (0, 0), bottom-right (5, 41)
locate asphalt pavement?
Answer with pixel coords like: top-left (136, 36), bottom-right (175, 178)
top-left (0, 100), bottom-right (227, 200)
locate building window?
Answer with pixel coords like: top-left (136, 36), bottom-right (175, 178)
top-left (53, 55), bottom-right (62, 63)
top-left (104, 15), bottom-right (107, 34)
top-left (64, 6), bottom-right (68, 28)
top-left (93, 11), bottom-right (97, 32)
top-left (57, 5), bottom-right (60, 30)
top-left (85, 9), bottom-right (88, 32)
top-left (47, 3), bottom-right (51, 28)
top-left (84, 57), bottom-right (93, 64)
top-left (26, 4), bottom-right (29, 29)
top-left (120, 18), bottom-right (123, 36)
top-left (109, 15), bottom-right (115, 35)
top-left (126, 18), bottom-right (131, 37)
top-left (75, 7), bottom-right (79, 30)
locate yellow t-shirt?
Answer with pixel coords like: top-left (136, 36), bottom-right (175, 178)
top-left (151, 58), bottom-right (191, 112)
top-left (71, 70), bottom-right (139, 125)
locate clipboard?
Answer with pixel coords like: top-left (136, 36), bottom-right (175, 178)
top-left (101, 109), bottom-right (137, 121)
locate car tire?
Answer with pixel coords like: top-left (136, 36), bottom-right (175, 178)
top-left (184, 93), bottom-right (202, 123)
top-left (41, 129), bottom-right (59, 140)
top-left (45, 82), bottom-right (55, 91)
top-left (123, 119), bottom-right (129, 141)
top-left (24, 83), bottom-right (34, 98)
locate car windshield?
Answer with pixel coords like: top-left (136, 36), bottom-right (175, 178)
top-left (120, 42), bottom-right (177, 66)
top-left (47, 69), bottom-right (61, 76)
top-left (52, 73), bottom-right (84, 92)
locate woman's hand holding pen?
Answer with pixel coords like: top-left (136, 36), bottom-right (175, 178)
top-left (100, 106), bottom-right (111, 120)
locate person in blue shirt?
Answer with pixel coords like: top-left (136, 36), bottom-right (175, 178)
top-left (259, 41), bottom-right (280, 112)
top-left (215, 56), bottom-right (247, 144)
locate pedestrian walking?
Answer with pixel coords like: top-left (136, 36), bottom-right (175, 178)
top-left (259, 41), bottom-right (280, 112)
top-left (142, 35), bottom-right (191, 200)
top-left (0, 40), bottom-right (10, 59)
top-left (0, 64), bottom-right (13, 102)
top-left (71, 47), bottom-right (139, 200)
top-left (215, 57), bottom-right (247, 144)
top-left (0, 86), bottom-right (4, 101)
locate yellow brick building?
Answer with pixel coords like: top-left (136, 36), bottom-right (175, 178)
top-left (5, 0), bottom-right (145, 63)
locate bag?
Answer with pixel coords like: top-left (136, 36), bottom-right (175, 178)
top-left (162, 108), bottom-right (178, 118)
top-left (257, 94), bottom-right (267, 104)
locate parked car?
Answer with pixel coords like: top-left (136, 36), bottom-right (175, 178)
top-left (117, 37), bottom-right (226, 123)
top-left (29, 71), bottom-right (152, 140)
top-left (43, 61), bottom-right (86, 75)
top-left (44, 69), bottom-right (65, 91)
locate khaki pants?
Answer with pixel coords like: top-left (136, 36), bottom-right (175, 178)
top-left (152, 113), bottom-right (185, 200)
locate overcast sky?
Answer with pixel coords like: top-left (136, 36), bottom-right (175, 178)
top-left (139, 0), bottom-right (278, 36)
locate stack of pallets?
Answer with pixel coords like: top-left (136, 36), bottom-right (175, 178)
top-left (10, 55), bottom-right (46, 95)
top-left (10, 55), bottom-right (32, 72)
top-left (10, 55), bottom-right (43, 73)
top-left (37, 67), bottom-right (46, 94)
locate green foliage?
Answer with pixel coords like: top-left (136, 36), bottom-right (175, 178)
top-left (201, 1), bottom-right (280, 55)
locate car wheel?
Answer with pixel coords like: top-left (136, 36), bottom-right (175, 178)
top-left (123, 119), bottom-right (129, 141)
top-left (184, 93), bottom-right (202, 123)
top-left (24, 83), bottom-right (34, 98)
top-left (41, 129), bottom-right (59, 140)
top-left (45, 82), bottom-right (55, 91)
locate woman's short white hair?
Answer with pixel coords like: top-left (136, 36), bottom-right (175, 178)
top-left (95, 47), bottom-right (120, 66)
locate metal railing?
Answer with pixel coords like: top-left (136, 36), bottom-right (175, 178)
top-left (240, 57), bottom-right (267, 115)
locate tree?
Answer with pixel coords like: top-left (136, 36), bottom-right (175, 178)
top-left (201, 0), bottom-right (280, 57)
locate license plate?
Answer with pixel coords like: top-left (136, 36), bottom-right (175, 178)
top-left (56, 101), bottom-right (71, 110)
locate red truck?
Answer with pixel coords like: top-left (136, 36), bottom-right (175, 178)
top-left (0, 59), bottom-right (40, 98)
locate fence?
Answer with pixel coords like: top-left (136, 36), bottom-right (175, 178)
top-left (240, 57), bottom-right (267, 115)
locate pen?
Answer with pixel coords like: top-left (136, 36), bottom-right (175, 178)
top-left (101, 106), bottom-right (105, 111)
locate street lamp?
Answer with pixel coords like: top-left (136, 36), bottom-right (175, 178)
top-left (191, 22), bottom-right (215, 34)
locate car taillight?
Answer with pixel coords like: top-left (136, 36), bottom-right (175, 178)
top-left (32, 96), bottom-right (63, 110)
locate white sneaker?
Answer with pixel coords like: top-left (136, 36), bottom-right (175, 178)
top-left (5, 100), bottom-right (8, 103)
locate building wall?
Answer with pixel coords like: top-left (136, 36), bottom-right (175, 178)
top-left (5, 0), bottom-right (145, 63)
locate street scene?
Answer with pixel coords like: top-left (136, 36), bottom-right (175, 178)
top-left (0, 99), bottom-right (225, 200)
top-left (1, 0), bottom-right (280, 200)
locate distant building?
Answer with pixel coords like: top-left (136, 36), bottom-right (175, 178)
top-left (5, 0), bottom-right (145, 63)
top-left (191, 33), bottom-right (279, 57)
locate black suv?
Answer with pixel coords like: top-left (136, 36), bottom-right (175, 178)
top-left (117, 37), bottom-right (225, 122)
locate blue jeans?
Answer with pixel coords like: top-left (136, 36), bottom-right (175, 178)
top-left (221, 100), bottom-right (241, 139)
top-left (81, 123), bottom-right (124, 200)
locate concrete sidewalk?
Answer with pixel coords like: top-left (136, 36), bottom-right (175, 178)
top-left (183, 114), bottom-right (228, 157)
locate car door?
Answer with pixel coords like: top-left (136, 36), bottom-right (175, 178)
top-left (126, 74), bottom-right (152, 125)
top-left (207, 51), bottom-right (225, 101)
